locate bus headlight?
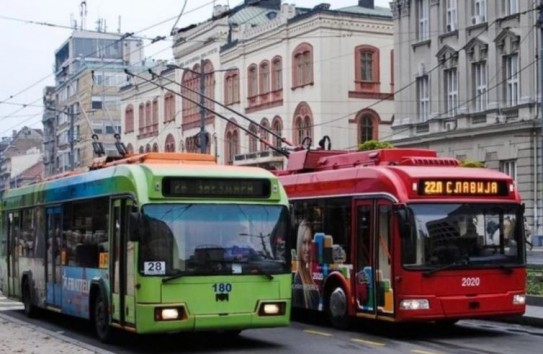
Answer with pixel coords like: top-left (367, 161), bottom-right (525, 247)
top-left (513, 294), bottom-right (526, 305)
top-left (258, 302), bottom-right (286, 316)
top-left (399, 299), bottom-right (430, 310)
top-left (154, 307), bottom-right (185, 321)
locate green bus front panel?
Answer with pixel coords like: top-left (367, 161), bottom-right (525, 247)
top-left (134, 274), bottom-right (291, 334)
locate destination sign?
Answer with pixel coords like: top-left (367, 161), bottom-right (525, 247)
top-left (162, 177), bottom-right (271, 198)
top-left (418, 180), bottom-right (509, 196)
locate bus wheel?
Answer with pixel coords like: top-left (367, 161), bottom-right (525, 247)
top-left (93, 291), bottom-right (113, 342)
top-left (22, 280), bottom-right (38, 318)
top-left (327, 286), bottom-right (350, 330)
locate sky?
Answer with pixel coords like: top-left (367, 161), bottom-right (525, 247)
top-left (0, 0), bottom-right (390, 138)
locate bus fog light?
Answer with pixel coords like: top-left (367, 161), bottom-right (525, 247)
top-left (513, 294), bottom-right (526, 305)
top-left (258, 302), bottom-right (286, 316)
top-left (399, 299), bottom-right (430, 310)
top-left (155, 307), bottom-right (184, 321)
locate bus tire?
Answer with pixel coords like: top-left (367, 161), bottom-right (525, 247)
top-left (93, 290), bottom-right (113, 342)
top-left (327, 286), bottom-right (351, 330)
top-left (22, 280), bottom-right (38, 318)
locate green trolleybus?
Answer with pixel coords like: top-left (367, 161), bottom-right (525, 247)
top-left (0, 152), bottom-right (291, 341)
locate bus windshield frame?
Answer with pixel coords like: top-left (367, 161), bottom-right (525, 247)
top-left (138, 203), bottom-right (290, 277)
top-left (402, 202), bottom-right (525, 270)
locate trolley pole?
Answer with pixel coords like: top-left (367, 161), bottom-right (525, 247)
top-left (199, 59), bottom-right (206, 154)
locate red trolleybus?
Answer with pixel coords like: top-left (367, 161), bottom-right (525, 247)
top-left (276, 147), bottom-right (526, 328)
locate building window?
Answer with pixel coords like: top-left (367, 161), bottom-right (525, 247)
top-left (446, 0), bottom-right (457, 32)
top-left (272, 116), bottom-right (283, 148)
top-left (248, 64), bottom-right (258, 97)
top-left (500, 159), bottom-right (517, 181)
top-left (260, 118), bottom-right (270, 151)
top-left (224, 69), bottom-right (240, 105)
top-left (417, 0), bottom-right (429, 41)
top-left (203, 60), bottom-right (215, 115)
top-left (125, 104), bottom-right (134, 133)
top-left (164, 93), bottom-right (175, 122)
top-left (260, 61), bottom-right (270, 94)
top-left (503, 0), bottom-right (518, 16)
top-left (272, 56), bottom-right (283, 91)
top-left (417, 75), bottom-right (429, 122)
top-left (472, 0), bottom-right (487, 24)
top-left (165, 134), bottom-right (175, 152)
top-left (504, 53), bottom-right (519, 107)
top-left (292, 43), bottom-right (313, 88)
top-left (181, 66), bottom-right (200, 120)
top-left (225, 125), bottom-right (240, 165)
top-left (145, 101), bottom-right (152, 131)
top-left (152, 98), bottom-right (159, 132)
top-left (359, 115), bottom-right (375, 143)
top-left (248, 123), bottom-right (258, 153)
top-left (473, 61), bottom-right (487, 112)
top-left (445, 68), bottom-right (458, 116)
top-left (138, 103), bottom-right (145, 133)
top-left (354, 45), bottom-right (380, 92)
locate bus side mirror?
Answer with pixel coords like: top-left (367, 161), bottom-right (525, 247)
top-left (128, 212), bottom-right (141, 242)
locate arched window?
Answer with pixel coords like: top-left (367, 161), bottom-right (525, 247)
top-left (272, 56), bottom-right (283, 92)
top-left (260, 60), bottom-right (270, 94)
top-left (145, 101), bottom-right (152, 133)
top-left (292, 102), bottom-right (313, 145)
top-left (271, 116), bottom-right (283, 148)
top-left (247, 64), bottom-right (258, 97)
top-left (152, 143), bottom-right (159, 152)
top-left (152, 98), bottom-right (159, 133)
top-left (126, 143), bottom-right (134, 154)
top-left (145, 143), bottom-right (151, 152)
top-left (203, 60), bottom-right (215, 117)
top-left (138, 103), bottom-right (145, 134)
top-left (125, 104), bottom-right (134, 133)
top-left (165, 134), bottom-right (176, 152)
top-left (356, 109), bottom-right (380, 144)
top-left (248, 123), bottom-right (258, 153)
top-left (224, 120), bottom-right (240, 165)
top-left (224, 69), bottom-right (240, 105)
top-left (260, 118), bottom-right (270, 151)
top-left (139, 146), bottom-right (144, 154)
top-left (292, 43), bottom-right (313, 88)
top-left (164, 93), bottom-right (175, 122)
top-left (181, 66), bottom-right (199, 122)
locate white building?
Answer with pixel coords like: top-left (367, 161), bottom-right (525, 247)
top-left (121, 0), bottom-right (394, 169)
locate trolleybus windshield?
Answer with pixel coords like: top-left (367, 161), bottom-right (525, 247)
top-left (402, 203), bottom-right (524, 270)
top-left (139, 204), bottom-right (289, 277)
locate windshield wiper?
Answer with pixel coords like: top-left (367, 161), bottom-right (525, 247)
top-left (250, 265), bottom-right (274, 280)
top-left (423, 259), bottom-right (469, 277)
top-left (162, 271), bottom-right (188, 283)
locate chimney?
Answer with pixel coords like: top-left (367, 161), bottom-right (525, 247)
top-left (358, 0), bottom-right (374, 8)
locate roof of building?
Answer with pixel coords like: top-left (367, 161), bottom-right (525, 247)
top-left (337, 5), bottom-right (392, 17)
top-left (229, 6), bottom-right (280, 26)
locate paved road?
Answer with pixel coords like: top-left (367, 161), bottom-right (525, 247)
top-left (527, 247), bottom-right (543, 265)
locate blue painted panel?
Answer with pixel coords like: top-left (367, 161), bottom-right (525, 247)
top-left (61, 266), bottom-right (108, 319)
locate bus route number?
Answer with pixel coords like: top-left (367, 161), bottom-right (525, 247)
top-left (461, 277), bottom-right (480, 287)
top-left (144, 261), bottom-right (166, 275)
top-left (212, 283), bottom-right (232, 293)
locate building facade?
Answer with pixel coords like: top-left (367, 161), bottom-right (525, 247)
top-left (42, 30), bottom-right (144, 176)
top-left (390, 0), bottom-right (541, 238)
top-left (121, 0), bottom-right (394, 169)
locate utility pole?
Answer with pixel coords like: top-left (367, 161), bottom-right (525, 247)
top-left (539, 0), bottom-right (543, 239)
top-left (199, 59), bottom-right (206, 154)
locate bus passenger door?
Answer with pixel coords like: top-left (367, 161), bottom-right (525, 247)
top-left (354, 200), bottom-right (375, 315)
top-left (45, 207), bottom-right (62, 307)
top-left (111, 198), bottom-right (136, 327)
top-left (7, 212), bottom-right (21, 297)
top-left (375, 201), bottom-right (394, 317)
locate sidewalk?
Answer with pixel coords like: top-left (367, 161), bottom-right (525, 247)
top-left (0, 295), bottom-right (113, 354)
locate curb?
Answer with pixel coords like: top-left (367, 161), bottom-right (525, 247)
top-left (0, 311), bottom-right (115, 354)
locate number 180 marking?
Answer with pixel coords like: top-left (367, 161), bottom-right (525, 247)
top-left (212, 283), bottom-right (232, 293)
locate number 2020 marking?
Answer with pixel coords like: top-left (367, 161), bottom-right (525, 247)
top-left (212, 283), bottom-right (232, 293)
top-left (461, 277), bottom-right (480, 287)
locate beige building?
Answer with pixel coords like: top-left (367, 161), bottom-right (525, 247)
top-left (43, 30), bottom-right (144, 176)
top-left (390, 0), bottom-right (542, 238)
top-left (121, 0), bottom-right (395, 169)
